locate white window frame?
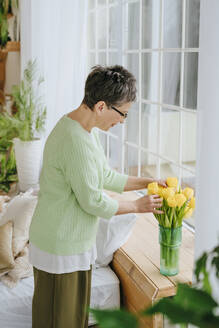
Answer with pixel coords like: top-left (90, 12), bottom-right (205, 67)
top-left (88, 0), bottom-right (199, 189)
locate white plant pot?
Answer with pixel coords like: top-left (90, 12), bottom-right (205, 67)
top-left (13, 138), bottom-right (43, 192)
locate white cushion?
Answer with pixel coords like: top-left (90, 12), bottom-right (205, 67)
top-left (95, 212), bottom-right (137, 267)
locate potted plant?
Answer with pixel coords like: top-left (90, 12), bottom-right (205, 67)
top-left (1, 59), bottom-right (47, 191)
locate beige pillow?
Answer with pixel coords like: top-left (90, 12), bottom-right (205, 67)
top-left (0, 221), bottom-right (15, 274)
top-left (0, 244), bottom-right (33, 288)
top-left (0, 193), bottom-right (38, 257)
top-left (0, 195), bottom-right (10, 216)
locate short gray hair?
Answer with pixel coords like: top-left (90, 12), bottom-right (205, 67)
top-left (82, 65), bottom-right (137, 109)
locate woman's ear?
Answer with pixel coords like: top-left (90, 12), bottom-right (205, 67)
top-left (95, 101), bottom-right (106, 115)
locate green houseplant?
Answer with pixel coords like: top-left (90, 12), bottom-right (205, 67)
top-left (9, 59), bottom-right (47, 141)
top-left (0, 136), bottom-right (17, 193)
top-left (1, 59), bottom-right (47, 191)
top-left (0, 0), bottom-right (11, 96)
top-left (89, 244), bottom-right (219, 328)
top-left (0, 0), bottom-right (20, 106)
top-left (0, 0), bottom-right (12, 49)
top-left (0, 0), bottom-right (19, 48)
top-left (0, 88), bottom-right (19, 193)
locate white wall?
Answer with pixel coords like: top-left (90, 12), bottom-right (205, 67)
top-left (195, 0), bottom-right (219, 299)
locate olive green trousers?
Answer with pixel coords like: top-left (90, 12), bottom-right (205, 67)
top-left (32, 266), bottom-right (92, 328)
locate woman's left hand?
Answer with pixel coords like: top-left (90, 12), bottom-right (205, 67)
top-left (155, 179), bottom-right (168, 188)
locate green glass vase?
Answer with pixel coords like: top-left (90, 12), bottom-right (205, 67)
top-left (159, 225), bottom-right (182, 276)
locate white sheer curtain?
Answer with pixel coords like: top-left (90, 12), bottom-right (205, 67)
top-left (20, 0), bottom-right (88, 140)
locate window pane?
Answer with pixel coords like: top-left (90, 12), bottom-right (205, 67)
top-left (99, 133), bottom-right (107, 156)
top-left (181, 169), bottom-right (196, 227)
top-left (183, 53), bottom-right (198, 109)
top-left (98, 0), bottom-right (106, 6)
top-left (141, 151), bottom-right (158, 178)
top-left (163, 53), bottom-right (181, 106)
top-left (126, 54), bottom-right (139, 94)
top-left (109, 52), bottom-right (120, 65)
top-left (127, 2), bottom-right (139, 50)
top-left (88, 53), bottom-right (96, 69)
top-left (181, 169), bottom-right (196, 190)
top-left (98, 8), bottom-right (107, 48)
top-left (161, 108), bottom-right (180, 162)
top-left (142, 0), bottom-right (160, 49)
top-left (89, 0), bottom-right (95, 10)
top-left (160, 161), bottom-right (180, 180)
top-left (182, 111), bottom-right (196, 168)
top-left (109, 136), bottom-right (121, 171)
top-left (141, 104), bottom-right (158, 152)
top-left (99, 52), bottom-right (107, 65)
top-left (185, 0), bottom-right (200, 48)
top-left (109, 6), bottom-right (119, 49)
top-left (88, 13), bottom-right (95, 49)
top-left (125, 145), bottom-right (138, 176)
top-left (110, 122), bottom-right (122, 138)
top-left (126, 102), bottom-right (139, 145)
top-left (141, 153), bottom-right (181, 180)
top-left (142, 52), bottom-right (159, 101)
top-left (163, 0), bottom-right (182, 48)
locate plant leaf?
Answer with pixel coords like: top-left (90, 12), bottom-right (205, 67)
top-left (143, 294), bottom-right (219, 328)
top-left (211, 246), bottom-right (219, 279)
top-left (174, 284), bottom-right (217, 314)
top-left (195, 252), bottom-right (212, 294)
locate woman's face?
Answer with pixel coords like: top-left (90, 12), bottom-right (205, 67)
top-left (94, 101), bottom-right (132, 131)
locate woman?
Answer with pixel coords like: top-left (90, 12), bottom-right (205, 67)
top-left (29, 65), bottom-right (165, 328)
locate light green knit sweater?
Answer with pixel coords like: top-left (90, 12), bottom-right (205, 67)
top-left (29, 115), bottom-right (128, 255)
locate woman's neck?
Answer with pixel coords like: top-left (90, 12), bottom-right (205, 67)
top-left (67, 104), bottom-right (96, 133)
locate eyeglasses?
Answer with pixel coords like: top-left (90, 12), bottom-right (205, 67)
top-left (111, 106), bottom-right (128, 119)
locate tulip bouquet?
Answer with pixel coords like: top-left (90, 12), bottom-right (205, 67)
top-left (147, 177), bottom-right (195, 276)
top-left (148, 177), bottom-right (195, 228)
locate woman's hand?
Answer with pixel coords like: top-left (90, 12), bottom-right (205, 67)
top-left (134, 194), bottom-right (163, 214)
top-left (154, 179), bottom-right (167, 188)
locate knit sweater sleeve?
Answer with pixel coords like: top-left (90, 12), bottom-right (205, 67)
top-left (103, 161), bottom-right (128, 193)
top-left (92, 128), bottom-right (128, 193)
top-left (63, 137), bottom-right (119, 219)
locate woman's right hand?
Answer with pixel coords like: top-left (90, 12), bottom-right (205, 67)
top-left (134, 194), bottom-right (163, 214)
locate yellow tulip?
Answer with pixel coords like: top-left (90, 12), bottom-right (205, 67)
top-left (166, 177), bottom-right (178, 189)
top-left (188, 197), bottom-right (195, 209)
top-left (147, 182), bottom-right (159, 195)
top-left (162, 187), bottom-right (175, 200)
top-left (167, 196), bottom-right (177, 207)
top-left (158, 186), bottom-right (165, 197)
top-left (183, 187), bottom-right (194, 200)
top-left (184, 208), bottom-right (194, 218)
top-left (175, 193), bottom-right (187, 208)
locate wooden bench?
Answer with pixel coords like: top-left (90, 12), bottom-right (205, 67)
top-left (107, 190), bottom-right (194, 328)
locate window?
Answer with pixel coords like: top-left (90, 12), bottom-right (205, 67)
top-left (87, 0), bottom-right (200, 227)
